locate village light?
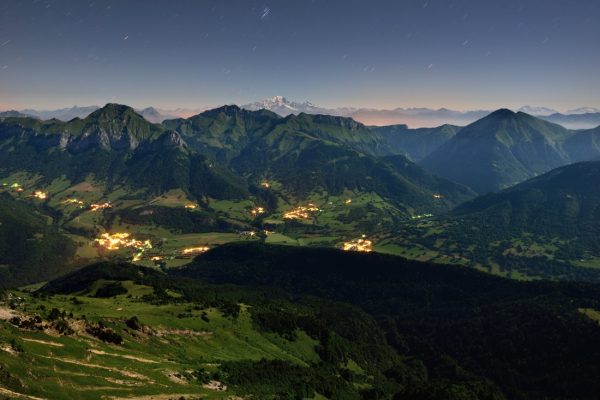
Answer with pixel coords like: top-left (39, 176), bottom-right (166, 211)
top-left (342, 237), bottom-right (373, 252)
top-left (250, 206), bottom-right (265, 216)
top-left (283, 204), bottom-right (321, 220)
top-left (33, 191), bottom-right (48, 200)
top-left (94, 233), bottom-right (152, 252)
top-left (90, 202), bottom-right (112, 212)
top-left (181, 246), bottom-right (210, 255)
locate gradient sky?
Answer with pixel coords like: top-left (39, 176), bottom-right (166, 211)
top-left (0, 0), bottom-right (599, 111)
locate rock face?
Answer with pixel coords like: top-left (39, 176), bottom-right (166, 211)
top-left (144, 130), bottom-right (187, 151)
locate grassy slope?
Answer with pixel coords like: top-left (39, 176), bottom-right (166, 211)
top-left (0, 291), bottom-right (320, 399)
top-left (1, 261), bottom-right (406, 399)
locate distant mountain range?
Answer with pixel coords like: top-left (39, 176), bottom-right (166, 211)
top-left (540, 112), bottom-right (600, 130)
top-left (12, 105), bottom-right (203, 123)
top-left (19, 105), bottom-right (101, 121)
top-left (3, 102), bottom-right (600, 199)
top-left (0, 110), bottom-right (37, 119)
top-left (242, 96), bottom-right (600, 129)
top-left (4, 97), bottom-right (600, 129)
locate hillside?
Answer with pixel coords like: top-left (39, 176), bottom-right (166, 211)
top-left (373, 123), bottom-right (460, 161)
top-left (386, 161), bottom-right (600, 281)
top-left (0, 104), bottom-right (245, 197)
top-left (229, 112), bottom-right (474, 209)
top-left (163, 105), bottom-right (282, 162)
top-left (163, 105), bottom-right (475, 212)
top-left (563, 125), bottom-right (600, 162)
top-left (421, 109), bottom-right (572, 193)
top-left (452, 160), bottom-right (600, 256)
top-left (0, 194), bottom-right (77, 287)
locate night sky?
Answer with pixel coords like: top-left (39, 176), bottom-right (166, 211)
top-left (0, 0), bottom-right (599, 111)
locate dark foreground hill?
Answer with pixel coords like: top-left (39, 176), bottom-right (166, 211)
top-left (372, 123), bottom-right (460, 161)
top-left (173, 242), bottom-right (600, 400)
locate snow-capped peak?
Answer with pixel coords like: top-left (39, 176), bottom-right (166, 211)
top-left (242, 96), bottom-right (327, 116)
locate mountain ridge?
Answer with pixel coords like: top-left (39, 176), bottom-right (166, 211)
top-left (8, 97), bottom-right (600, 129)
top-left (420, 109), bottom-right (577, 193)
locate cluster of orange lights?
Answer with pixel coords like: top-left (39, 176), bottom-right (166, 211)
top-left (250, 206), bottom-right (265, 216)
top-left (184, 204), bottom-right (198, 210)
top-left (33, 191), bottom-right (48, 200)
top-left (342, 235), bottom-right (373, 252)
top-left (181, 246), bottom-right (210, 255)
top-left (90, 202), bottom-right (112, 212)
top-left (283, 204), bottom-right (320, 220)
top-left (94, 232), bottom-right (152, 252)
top-left (260, 181), bottom-right (270, 189)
